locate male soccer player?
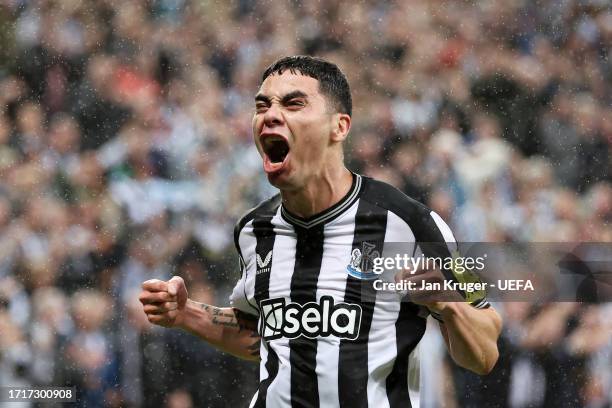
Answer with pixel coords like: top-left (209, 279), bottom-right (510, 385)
top-left (139, 56), bottom-right (502, 407)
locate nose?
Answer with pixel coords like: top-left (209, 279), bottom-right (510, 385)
top-left (263, 102), bottom-right (284, 127)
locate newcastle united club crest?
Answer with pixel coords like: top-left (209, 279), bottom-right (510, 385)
top-left (346, 242), bottom-right (380, 280)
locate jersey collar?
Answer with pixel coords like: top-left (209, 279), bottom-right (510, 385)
top-left (280, 173), bottom-right (362, 229)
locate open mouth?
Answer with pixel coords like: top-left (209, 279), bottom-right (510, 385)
top-left (262, 135), bottom-right (290, 164)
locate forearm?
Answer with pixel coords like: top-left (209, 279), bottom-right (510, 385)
top-left (176, 299), bottom-right (260, 361)
top-left (436, 303), bottom-right (502, 375)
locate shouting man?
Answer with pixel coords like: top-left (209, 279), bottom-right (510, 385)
top-left (139, 56), bottom-right (502, 408)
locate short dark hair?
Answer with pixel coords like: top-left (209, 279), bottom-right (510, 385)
top-left (262, 55), bottom-right (352, 116)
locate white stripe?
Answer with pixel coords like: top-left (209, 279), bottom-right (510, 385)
top-left (367, 211), bottom-right (418, 408)
top-left (314, 201), bottom-right (360, 408)
top-left (264, 207), bottom-right (296, 407)
top-left (237, 219), bottom-right (258, 313)
top-left (430, 211), bottom-right (456, 244)
top-left (366, 301), bottom-right (397, 408)
top-left (407, 348), bottom-right (420, 408)
top-left (248, 390), bottom-right (259, 408)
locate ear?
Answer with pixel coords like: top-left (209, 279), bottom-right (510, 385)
top-left (330, 113), bottom-right (351, 143)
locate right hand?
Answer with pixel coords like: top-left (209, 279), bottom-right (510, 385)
top-left (139, 276), bottom-right (189, 328)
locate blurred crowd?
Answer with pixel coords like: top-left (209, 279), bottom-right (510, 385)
top-left (0, 0), bottom-right (610, 407)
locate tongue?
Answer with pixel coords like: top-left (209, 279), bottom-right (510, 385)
top-left (264, 154), bottom-right (285, 173)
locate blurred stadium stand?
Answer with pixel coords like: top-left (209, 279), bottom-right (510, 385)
top-left (0, 0), bottom-right (610, 407)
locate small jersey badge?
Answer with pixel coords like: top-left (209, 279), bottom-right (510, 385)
top-left (346, 242), bottom-right (380, 280)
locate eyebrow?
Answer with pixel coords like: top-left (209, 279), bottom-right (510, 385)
top-left (254, 90), bottom-right (309, 104)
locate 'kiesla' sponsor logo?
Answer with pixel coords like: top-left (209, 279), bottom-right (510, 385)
top-left (259, 296), bottom-right (362, 341)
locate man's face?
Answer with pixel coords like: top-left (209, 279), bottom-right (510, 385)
top-left (253, 71), bottom-right (334, 190)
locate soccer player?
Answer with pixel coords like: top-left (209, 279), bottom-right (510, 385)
top-left (139, 56), bottom-right (502, 407)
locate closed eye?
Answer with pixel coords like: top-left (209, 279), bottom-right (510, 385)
top-left (285, 99), bottom-right (305, 108)
top-left (255, 102), bottom-right (269, 112)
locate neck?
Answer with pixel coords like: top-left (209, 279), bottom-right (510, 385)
top-left (281, 166), bottom-right (353, 219)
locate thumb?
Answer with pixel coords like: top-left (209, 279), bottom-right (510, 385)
top-left (168, 276), bottom-right (183, 296)
top-left (168, 276), bottom-right (187, 306)
top-left (167, 280), bottom-right (177, 296)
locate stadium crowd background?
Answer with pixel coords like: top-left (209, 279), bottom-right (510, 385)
top-left (0, 0), bottom-right (610, 407)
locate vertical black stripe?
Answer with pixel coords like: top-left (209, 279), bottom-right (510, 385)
top-left (252, 212), bottom-right (278, 408)
top-left (338, 199), bottom-right (388, 408)
top-left (386, 302), bottom-right (426, 408)
top-left (253, 215), bottom-right (277, 304)
top-left (289, 225), bottom-right (325, 408)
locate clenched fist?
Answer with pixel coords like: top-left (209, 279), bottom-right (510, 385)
top-left (139, 276), bottom-right (189, 328)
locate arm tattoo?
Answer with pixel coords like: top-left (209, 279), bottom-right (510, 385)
top-left (211, 307), bottom-right (241, 329)
top-left (198, 303), bottom-right (261, 358)
top-left (199, 304), bottom-right (259, 332)
top-left (198, 303), bottom-right (239, 328)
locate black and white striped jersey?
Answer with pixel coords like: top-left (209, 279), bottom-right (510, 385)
top-left (229, 173), bottom-right (488, 408)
